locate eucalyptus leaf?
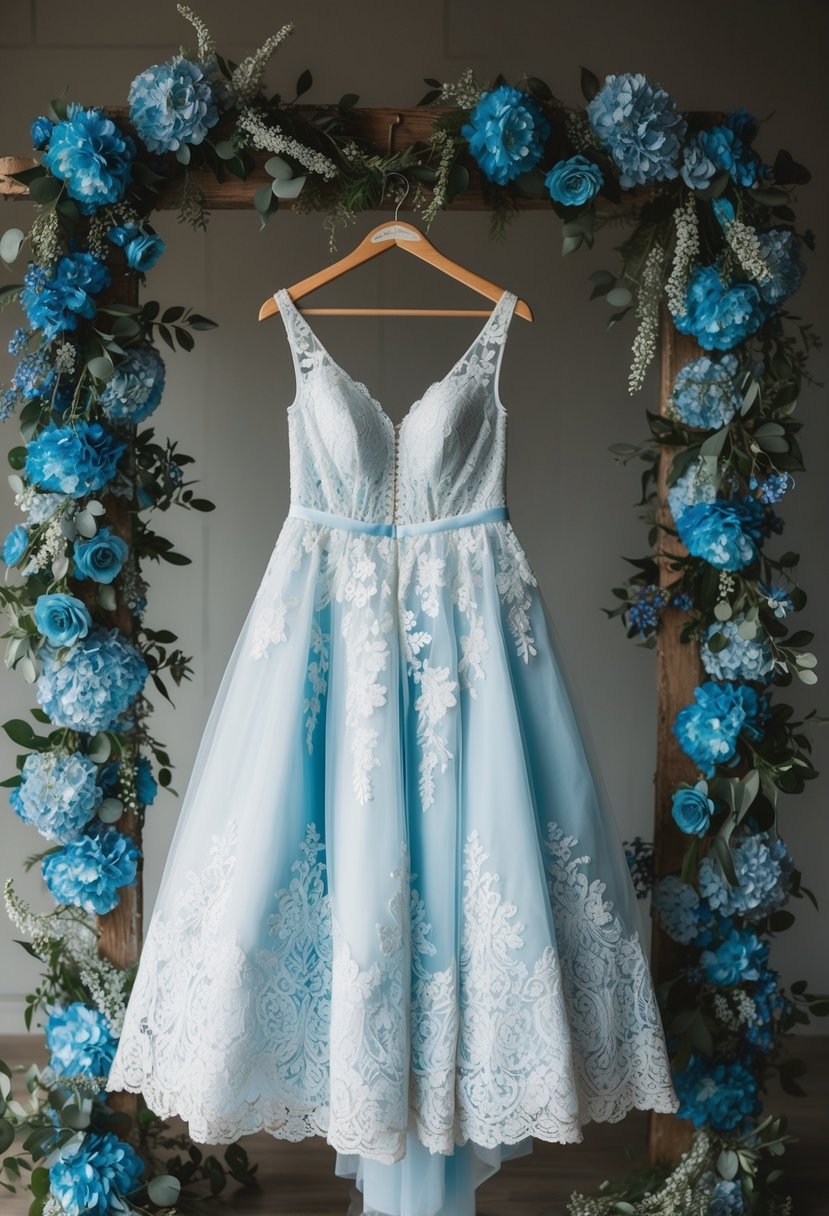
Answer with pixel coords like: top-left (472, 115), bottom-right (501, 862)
top-left (86, 499), bottom-right (106, 516)
top-left (795, 652), bottom-right (817, 668)
top-left (254, 184), bottom-right (274, 213)
top-left (0, 228), bottom-right (25, 265)
top-left (272, 175), bottom-right (307, 199)
top-left (98, 797), bottom-right (123, 824)
top-left (717, 1149), bottom-right (739, 1181)
top-left (74, 510), bottom-right (98, 539)
top-left (28, 175), bottom-right (62, 205)
top-left (87, 733), bottom-right (111, 764)
top-left (265, 155), bottom-right (294, 181)
top-left (714, 601), bottom-right (732, 621)
top-left (18, 655), bottom-right (37, 684)
top-left (562, 234), bottom-right (583, 255)
top-left (606, 286), bottom-right (632, 308)
top-left (97, 584), bottom-right (117, 612)
top-left (148, 1176), bottom-right (181, 1206)
top-left (0, 1117), bottom-right (12, 1154)
top-left (175, 143), bottom-right (191, 165)
top-left (213, 140), bottom-right (237, 160)
top-left (61, 1104), bottom-right (91, 1130)
top-left (87, 356), bottom-right (114, 382)
top-left (797, 668), bottom-right (818, 684)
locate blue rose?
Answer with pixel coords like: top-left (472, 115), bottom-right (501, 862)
top-left (671, 780), bottom-right (715, 836)
top-left (125, 232), bottom-right (165, 272)
top-left (461, 84), bottom-right (551, 186)
top-left (545, 154), bottom-right (603, 207)
top-left (43, 104), bottom-right (135, 215)
top-left (2, 524), bottom-right (28, 565)
top-left (129, 54), bottom-right (220, 154)
top-left (586, 72), bottom-right (687, 188)
top-left (30, 116), bottom-right (53, 150)
top-left (34, 593), bottom-right (92, 648)
top-left (73, 528), bottom-right (128, 584)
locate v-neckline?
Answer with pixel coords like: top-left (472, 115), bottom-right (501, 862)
top-left (276, 287), bottom-right (511, 432)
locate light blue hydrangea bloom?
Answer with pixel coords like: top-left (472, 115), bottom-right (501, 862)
top-left (755, 229), bottom-right (806, 305)
top-left (128, 54), bottom-right (220, 153)
top-left (2, 523), bottom-right (28, 565)
top-left (667, 459), bottom-right (717, 524)
top-left (586, 72), bottom-right (687, 188)
top-left (653, 875), bottom-right (702, 944)
top-left (43, 104), bottom-right (135, 214)
top-left (9, 750), bottom-right (102, 843)
top-left (73, 528), bottom-right (129, 584)
top-left (675, 496), bottom-right (765, 571)
top-left (708, 1178), bottom-right (746, 1216)
top-left (672, 264), bottom-right (767, 351)
top-left (21, 253), bottom-right (110, 339)
top-left (701, 927), bottom-right (768, 985)
top-left (673, 681), bottom-right (770, 775)
top-left (45, 1001), bottom-right (117, 1085)
top-left (11, 350), bottom-right (54, 400)
top-left (705, 124), bottom-right (761, 187)
top-left (34, 593), bottom-right (92, 648)
top-left (544, 154), bottom-right (603, 206)
top-left (679, 130), bottom-right (719, 190)
top-left (701, 614), bottom-right (774, 682)
top-left (673, 1054), bottom-right (760, 1132)
top-left (42, 824), bottom-right (140, 915)
top-left (25, 421), bottom-right (126, 498)
top-left (48, 1130), bottom-right (144, 1216)
top-left (461, 85), bottom-right (550, 186)
top-left (99, 344), bottom-right (165, 424)
top-left (670, 353), bottom-right (741, 429)
top-left (25, 492), bottom-right (64, 525)
top-left (698, 831), bottom-right (794, 921)
top-left (36, 626), bottom-right (148, 733)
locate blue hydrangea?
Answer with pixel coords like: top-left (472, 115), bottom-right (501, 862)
top-left (12, 350), bottom-right (54, 400)
top-left (461, 85), bottom-right (550, 186)
top-left (8, 327), bottom-right (32, 356)
top-left (705, 124), bottom-right (761, 188)
top-left (755, 229), bottom-right (806, 306)
top-left (701, 614), bottom-right (774, 682)
top-left (667, 459), bottom-right (717, 524)
top-left (709, 1178), bottom-right (747, 1216)
top-left (671, 780), bottom-right (715, 836)
top-left (49, 1130), bottom-right (144, 1216)
top-left (73, 528), bottom-right (129, 584)
top-left (36, 626), bottom-right (148, 733)
top-left (749, 471), bottom-right (792, 504)
top-left (586, 73), bottom-right (687, 188)
top-left (626, 584), bottom-right (669, 637)
top-left (128, 54), bottom-right (220, 154)
top-left (672, 264), bottom-right (768, 351)
top-left (42, 822), bottom-right (140, 915)
top-left (759, 582), bottom-right (794, 619)
top-left (107, 224), bottom-right (166, 272)
top-left (679, 131), bottom-right (719, 190)
top-left (746, 963), bottom-right (792, 1052)
top-left (99, 344), bottom-right (166, 424)
top-left (25, 420), bottom-right (126, 498)
top-left (98, 756), bottom-right (157, 808)
top-left (34, 593), bottom-right (92, 648)
top-left (21, 253), bottom-right (110, 339)
top-left (673, 1054), bottom-right (760, 1132)
top-left (724, 109), bottom-right (759, 143)
top-left (670, 353), bottom-right (741, 429)
top-left (45, 1001), bottom-right (116, 1086)
top-left (43, 104), bottom-right (135, 214)
top-left (701, 928), bottom-right (768, 985)
top-left (675, 496), bottom-right (765, 570)
top-left (673, 681), bottom-right (771, 775)
top-left (672, 592), bottom-right (694, 611)
top-left (545, 155), bottom-right (603, 206)
top-left (30, 116), bottom-right (53, 150)
top-left (698, 831), bottom-right (794, 921)
top-left (653, 875), bottom-right (703, 944)
top-left (9, 750), bottom-right (102, 843)
top-left (2, 524), bottom-right (28, 565)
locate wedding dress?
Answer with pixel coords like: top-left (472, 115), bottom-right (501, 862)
top-left (106, 285), bottom-right (678, 1215)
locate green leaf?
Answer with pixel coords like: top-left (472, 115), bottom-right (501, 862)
top-left (175, 143), bottom-right (191, 166)
top-left (295, 69), bottom-right (313, 97)
top-left (87, 733), bottom-right (111, 764)
top-left (0, 1117), bottom-right (14, 1153)
top-left (717, 1149), bottom-right (739, 1181)
top-left (176, 327), bottom-right (195, 352)
top-left (49, 97), bottom-right (68, 122)
top-left (162, 306), bottom-right (185, 324)
top-left (2, 719), bottom-right (37, 748)
top-left (254, 183), bottom-right (274, 213)
top-left (272, 174), bottom-right (306, 200)
top-left (28, 174), bottom-right (62, 205)
top-left (87, 355), bottom-right (114, 382)
top-left (446, 163), bottom-right (469, 201)
top-left (98, 797), bottom-right (123, 824)
top-left (213, 140), bottom-right (237, 161)
top-left (338, 92), bottom-right (360, 111)
top-left (30, 1168), bottom-right (51, 1199)
top-left (187, 313), bottom-right (217, 330)
top-left (526, 76), bottom-right (554, 103)
top-left (579, 66), bottom-right (600, 102)
top-left (606, 286), bottom-right (632, 308)
top-left (0, 228), bottom-right (25, 265)
top-left (148, 1176), bottom-right (181, 1206)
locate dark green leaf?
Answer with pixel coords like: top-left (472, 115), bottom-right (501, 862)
top-left (579, 66), bottom-right (600, 102)
top-left (295, 69), bottom-right (313, 97)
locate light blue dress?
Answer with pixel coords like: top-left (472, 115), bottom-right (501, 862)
top-left (107, 286), bottom-right (678, 1215)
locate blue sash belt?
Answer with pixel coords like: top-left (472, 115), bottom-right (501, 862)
top-left (288, 503), bottom-right (509, 537)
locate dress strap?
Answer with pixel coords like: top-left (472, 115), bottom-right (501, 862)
top-left (273, 288), bottom-right (324, 385)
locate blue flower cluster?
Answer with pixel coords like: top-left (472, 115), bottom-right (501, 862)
top-left (49, 1130), bottom-right (144, 1216)
top-left (2, 523), bottom-right (28, 565)
top-left (672, 265), bottom-right (767, 352)
top-left (73, 528), bottom-right (129, 584)
top-left (671, 780), bottom-right (715, 836)
top-left (108, 224), bottom-right (166, 272)
top-left (756, 229), bottom-right (806, 305)
top-left (545, 154), bottom-right (603, 206)
top-left (10, 750), bottom-right (102, 843)
top-left (129, 54), bottom-right (220, 153)
top-left (673, 1054), bottom-right (760, 1132)
top-left (701, 614), bottom-right (774, 682)
top-left (673, 680), bottom-right (770, 775)
top-left (45, 1001), bottom-right (117, 1087)
top-left (746, 964), bottom-right (792, 1052)
top-left (21, 252), bottom-right (110, 339)
top-left (675, 496), bottom-right (765, 571)
top-left (11, 349), bottom-right (54, 401)
top-left (43, 104), bottom-right (135, 214)
top-left (99, 344), bottom-right (166, 424)
top-left (750, 471), bottom-right (791, 504)
top-left (42, 822), bottom-right (140, 915)
top-left (667, 459), bottom-right (716, 524)
top-left (36, 626), bottom-right (148, 733)
top-left (760, 582), bottom-right (794, 619)
top-left (462, 85), bottom-right (550, 186)
top-left (25, 421), bottom-right (126, 498)
top-left (653, 875), bottom-right (705, 945)
top-left (680, 122), bottom-right (761, 191)
top-left (698, 831), bottom-right (794, 922)
top-left (701, 927), bottom-right (767, 985)
top-left (34, 593), bottom-right (92, 648)
top-left (708, 1178), bottom-right (746, 1216)
top-left (625, 583), bottom-right (669, 637)
top-left (586, 73), bottom-right (687, 188)
top-left (670, 353), bottom-right (741, 430)
top-left (99, 755), bottom-right (158, 808)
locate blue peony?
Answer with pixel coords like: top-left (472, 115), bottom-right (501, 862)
top-left (34, 593), bottom-right (92, 648)
top-left (45, 1001), bottom-right (117, 1086)
top-left (674, 1055), bottom-right (760, 1132)
top-left (2, 524), bottom-right (28, 565)
top-left (698, 831), bottom-right (794, 922)
top-left (21, 252), bottom-right (110, 339)
top-left (545, 154), bottom-right (603, 206)
top-left (755, 229), bottom-right (806, 306)
top-left (701, 614), bottom-right (774, 682)
top-left (25, 420), bottom-right (126, 498)
top-left (671, 780), bottom-right (715, 836)
top-left (43, 104), bottom-right (135, 214)
top-left (670, 353), bottom-right (741, 430)
top-left (701, 928), bottom-right (768, 986)
top-left (586, 72), bottom-right (687, 188)
top-left (128, 54), bottom-right (220, 153)
top-left (36, 626), bottom-right (148, 733)
top-left (99, 344), bottom-right (165, 424)
top-left (679, 131), bottom-right (719, 190)
top-left (667, 459), bottom-right (717, 524)
top-left (675, 496), bottom-right (765, 570)
top-left (673, 680), bottom-right (770, 775)
top-left (672, 264), bottom-right (768, 351)
top-left (31, 116), bottom-right (53, 150)
top-left (42, 822), bottom-right (140, 915)
top-left (49, 1130), bottom-right (144, 1216)
top-left (653, 875), bottom-right (703, 945)
top-left (73, 528), bottom-right (129, 584)
top-left (9, 750), bottom-right (102, 843)
top-left (461, 84), bottom-right (551, 186)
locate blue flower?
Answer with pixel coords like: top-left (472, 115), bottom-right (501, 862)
top-left (701, 614), bottom-right (774, 682)
top-left (586, 73), bottom-right (687, 188)
top-left (670, 353), bottom-right (741, 430)
top-left (749, 471), bottom-right (792, 504)
top-left (49, 1130), bottom-right (144, 1216)
top-left (129, 54), bottom-right (220, 153)
top-left (30, 116), bottom-right (53, 150)
top-left (25, 421), bottom-right (126, 498)
top-left (673, 681), bottom-right (770, 775)
top-left (2, 524), bottom-right (28, 565)
top-left (679, 131), bottom-right (719, 190)
top-left (545, 155), bottom-right (603, 206)
top-left (37, 626), bottom-right (148, 733)
top-left (673, 1054), bottom-right (760, 1132)
top-left (759, 581), bottom-right (794, 619)
top-left (625, 584), bottom-right (669, 637)
top-left (724, 109), bottom-right (759, 144)
top-left (675, 496), bottom-right (765, 570)
top-left (701, 928), bottom-right (768, 985)
top-left (99, 344), bottom-right (165, 424)
top-left (34, 593), bottom-right (92, 648)
top-left (73, 528), bottom-right (129, 584)
top-left (461, 85), bottom-right (551, 186)
top-left (42, 822), bottom-right (140, 915)
top-left (136, 757), bottom-right (158, 807)
top-left (671, 780), bottom-right (715, 836)
top-left (8, 327), bottom-right (32, 356)
top-left (667, 459), bottom-right (717, 524)
top-left (746, 963), bottom-right (792, 1052)
top-left (705, 124), bottom-right (761, 188)
top-left (43, 104), bottom-right (135, 214)
top-left (653, 875), bottom-right (704, 944)
top-left (672, 592), bottom-right (694, 612)
top-left (698, 831), bottom-right (794, 921)
top-left (21, 252), bottom-right (110, 339)
top-left (755, 229), bottom-right (806, 306)
top-left (672, 264), bottom-right (767, 351)
top-left (9, 750), bottom-right (102, 843)
top-left (45, 1002), bottom-right (116, 1087)
top-left (12, 350), bottom-right (54, 400)
top-left (107, 223), bottom-right (166, 271)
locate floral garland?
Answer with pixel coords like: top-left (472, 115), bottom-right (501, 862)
top-left (0, 7), bottom-right (824, 1215)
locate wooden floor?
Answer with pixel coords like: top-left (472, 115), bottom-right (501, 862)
top-left (2, 1034), bottom-right (827, 1215)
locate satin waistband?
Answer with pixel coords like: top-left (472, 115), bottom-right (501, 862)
top-left (288, 503), bottom-right (509, 537)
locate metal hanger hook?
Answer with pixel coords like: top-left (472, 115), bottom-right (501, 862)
top-left (387, 171), bottom-right (411, 222)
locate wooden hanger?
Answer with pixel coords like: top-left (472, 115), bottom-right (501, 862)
top-left (257, 217), bottom-right (533, 322)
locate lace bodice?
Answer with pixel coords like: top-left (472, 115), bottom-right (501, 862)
top-left (274, 287), bottom-right (517, 526)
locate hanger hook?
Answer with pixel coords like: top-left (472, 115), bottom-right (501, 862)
top-left (387, 170), bottom-right (411, 222)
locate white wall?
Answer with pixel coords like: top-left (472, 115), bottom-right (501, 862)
top-left (1, 0), bottom-right (827, 1034)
